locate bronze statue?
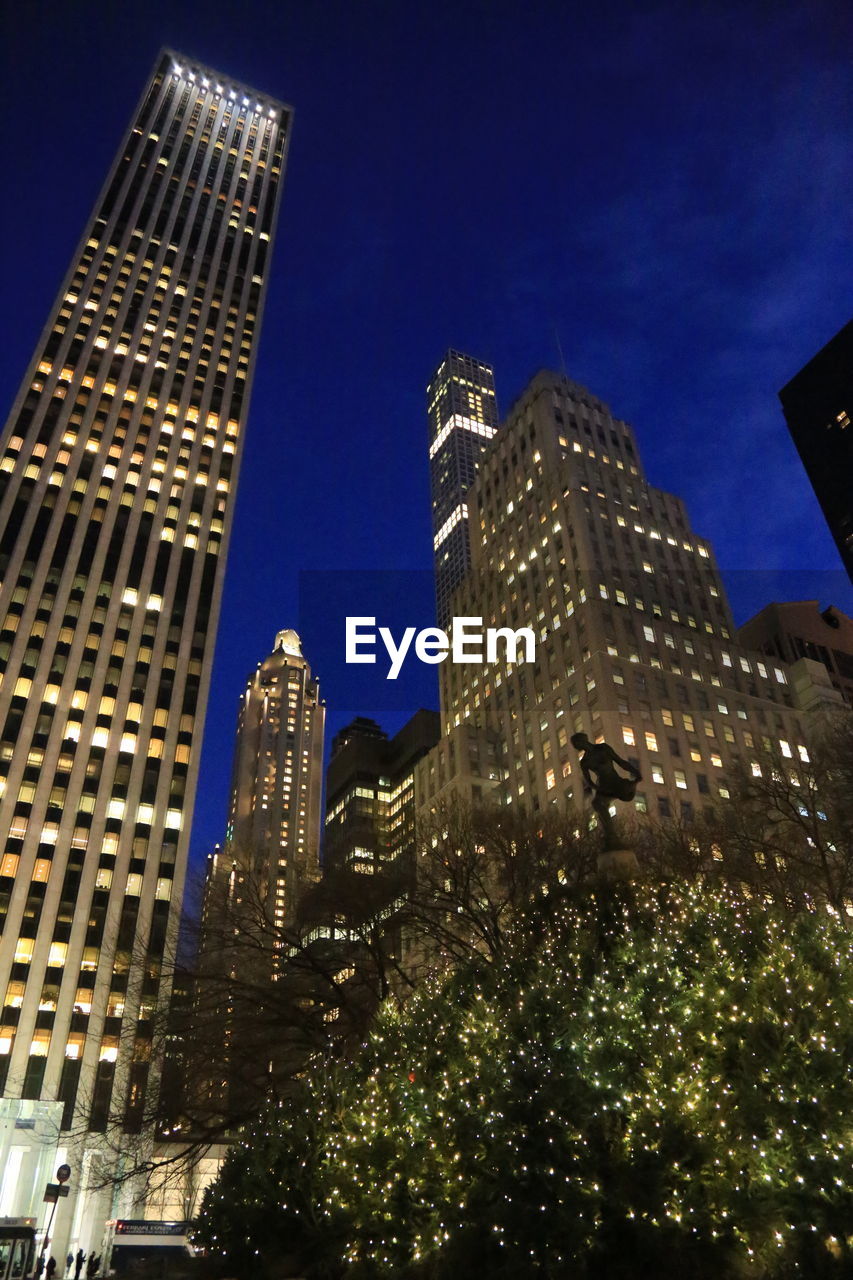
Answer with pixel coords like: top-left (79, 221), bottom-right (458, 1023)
top-left (571, 732), bottom-right (642, 849)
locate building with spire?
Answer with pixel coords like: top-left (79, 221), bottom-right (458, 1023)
top-left (0, 50), bottom-right (291, 1245)
top-left (220, 629), bottom-right (325, 920)
top-left (193, 631), bottom-right (323, 1129)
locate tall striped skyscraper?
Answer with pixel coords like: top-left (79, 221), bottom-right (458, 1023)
top-left (0, 50), bottom-right (291, 1241)
top-left (427, 351), bottom-right (498, 626)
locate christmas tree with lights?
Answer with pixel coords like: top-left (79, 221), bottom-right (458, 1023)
top-left (196, 880), bottom-right (853, 1279)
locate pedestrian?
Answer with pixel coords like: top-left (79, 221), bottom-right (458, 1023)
top-left (46, 1259), bottom-right (57, 1280)
top-left (85, 1255), bottom-right (99, 1280)
top-left (35, 1257), bottom-right (44, 1280)
top-left (65, 1255), bottom-right (73, 1278)
top-left (73, 1250), bottom-right (85, 1280)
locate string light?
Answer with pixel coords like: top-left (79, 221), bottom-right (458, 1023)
top-left (194, 880), bottom-right (853, 1275)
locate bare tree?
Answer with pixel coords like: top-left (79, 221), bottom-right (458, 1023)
top-left (705, 709), bottom-right (853, 915)
top-left (627, 710), bottom-right (853, 918)
top-left (401, 801), bottom-right (598, 974)
top-left (80, 800), bottom-right (605, 1190)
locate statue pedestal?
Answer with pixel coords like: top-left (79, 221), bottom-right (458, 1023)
top-left (597, 847), bottom-right (639, 879)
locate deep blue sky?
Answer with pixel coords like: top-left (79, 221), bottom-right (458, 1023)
top-left (1, 0), bottom-right (851, 870)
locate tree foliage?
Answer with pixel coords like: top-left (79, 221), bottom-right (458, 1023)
top-left (195, 878), bottom-right (853, 1279)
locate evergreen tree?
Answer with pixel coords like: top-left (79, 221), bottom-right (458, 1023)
top-left (197, 881), bottom-right (853, 1279)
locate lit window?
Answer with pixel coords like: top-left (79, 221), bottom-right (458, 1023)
top-left (14, 938), bottom-right (34, 964)
top-left (4, 982), bottom-right (26, 1009)
top-left (65, 1034), bottom-right (85, 1059)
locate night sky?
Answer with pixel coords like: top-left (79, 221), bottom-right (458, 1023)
top-left (1, 0), bottom-right (851, 873)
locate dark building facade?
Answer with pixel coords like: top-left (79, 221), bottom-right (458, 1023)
top-left (324, 710), bottom-right (440, 874)
top-left (779, 319), bottom-right (853, 582)
top-left (0, 50), bottom-right (291, 1244)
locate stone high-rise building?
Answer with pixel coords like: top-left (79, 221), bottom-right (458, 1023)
top-left (0, 51), bottom-right (291, 1243)
top-left (194, 631), bottom-right (323, 1127)
top-left (739, 600), bottom-right (853, 711)
top-left (418, 371), bottom-right (811, 822)
top-left (220, 629), bottom-right (325, 920)
top-left (427, 351), bottom-right (499, 625)
top-left (779, 319), bottom-right (853, 583)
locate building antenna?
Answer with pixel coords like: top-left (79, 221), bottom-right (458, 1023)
top-left (554, 326), bottom-right (569, 381)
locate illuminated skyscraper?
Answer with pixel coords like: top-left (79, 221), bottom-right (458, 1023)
top-left (221, 629), bottom-right (324, 920)
top-left (418, 371), bottom-right (810, 823)
top-left (427, 351), bottom-right (499, 625)
top-left (0, 50), bottom-right (291, 1240)
top-left (195, 631), bottom-right (323, 1124)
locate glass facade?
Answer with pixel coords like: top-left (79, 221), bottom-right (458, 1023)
top-left (427, 350), bottom-right (498, 626)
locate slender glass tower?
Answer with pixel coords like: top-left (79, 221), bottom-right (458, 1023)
top-left (0, 49), bottom-right (291, 1234)
top-left (427, 351), bottom-right (498, 626)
